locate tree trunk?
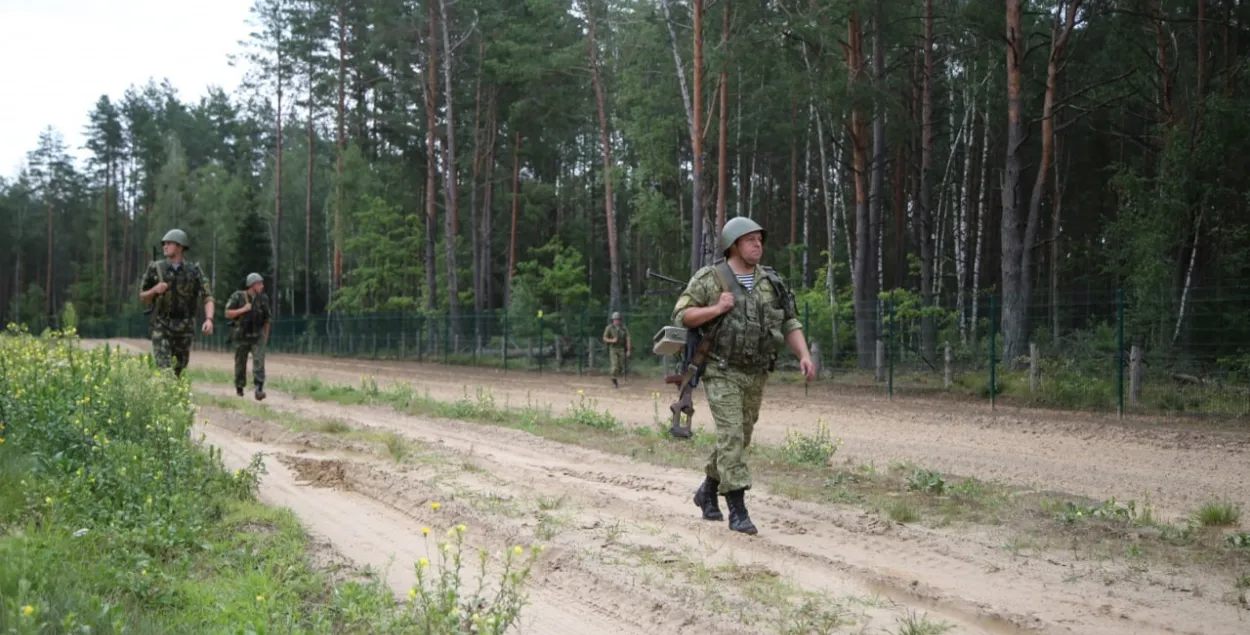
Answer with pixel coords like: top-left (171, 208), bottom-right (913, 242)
top-left (103, 160), bottom-right (110, 311)
top-left (305, 87), bottom-right (314, 315)
top-left (424, 0), bottom-right (439, 312)
top-left (483, 93), bottom-right (497, 310)
top-left (334, 0), bottom-right (345, 293)
top-left (919, 0), bottom-right (936, 365)
top-left (657, 0), bottom-right (700, 272)
top-left (972, 65), bottom-right (991, 343)
top-left (505, 132), bottom-right (521, 306)
top-left (958, 70), bottom-right (975, 345)
top-left (790, 100), bottom-right (798, 278)
top-left (802, 101), bottom-right (812, 287)
top-left (274, 46), bottom-right (284, 319)
top-left (716, 0), bottom-right (729, 236)
top-left (847, 9), bottom-right (875, 370)
top-left (470, 41), bottom-right (485, 324)
top-left (691, 0), bottom-right (707, 271)
top-left (872, 0), bottom-right (886, 297)
top-left (1050, 124), bottom-right (1063, 347)
top-left (582, 0), bottom-right (622, 311)
top-left (439, 0), bottom-right (462, 328)
top-left (46, 201), bottom-right (53, 317)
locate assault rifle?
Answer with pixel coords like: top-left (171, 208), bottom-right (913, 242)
top-left (647, 267), bottom-right (729, 440)
top-left (143, 247), bottom-right (176, 317)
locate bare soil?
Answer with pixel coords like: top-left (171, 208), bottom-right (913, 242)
top-left (92, 339), bottom-right (1250, 633)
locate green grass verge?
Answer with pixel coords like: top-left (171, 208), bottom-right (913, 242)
top-left (0, 329), bottom-right (538, 634)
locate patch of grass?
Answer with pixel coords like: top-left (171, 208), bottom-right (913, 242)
top-left (906, 469), bottom-right (947, 495)
top-left (1193, 501), bottom-right (1241, 527)
top-left (885, 499), bottom-right (921, 524)
top-left (893, 611), bottom-right (951, 635)
top-left (383, 432), bottom-right (416, 463)
top-left (537, 494), bottom-right (568, 511)
top-left (780, 420), bottom-right (842, 467)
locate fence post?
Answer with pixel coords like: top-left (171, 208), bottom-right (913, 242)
top-left (803, 301), bottom-right (810, 397)
top-left (538, 311), bottom-right (545, 374)
top-left (989, 295), bottom-right (998, 411)
top-left (1130, 345), bottom-right (1144, 405)
top-left (1116, 287), bottom-right (1125, 419)
top-left (578, 307), bottom-right (585, 375)
top-left (1029, 342), bottom-right (1039, 393)
top-left (444, 313), bottom-right (450, 364)
top-left (945, 341), bottom-right (953, 389)
top-left (887, 292), bottom-right (895, 399)
top-left (503, 311), bottom-right (509, 372)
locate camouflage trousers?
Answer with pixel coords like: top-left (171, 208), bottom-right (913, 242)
top-left (234, 336), bottom-right (266, 388)
top-left (609, 347), bottom-right (627, 378)
top-left (152, 322), bottom-right (194, 378)
top-left (702, 367), bottom-right (769, 494)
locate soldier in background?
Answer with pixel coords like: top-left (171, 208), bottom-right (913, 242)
top-left (670, 217), bottom-right (815, 535)
top-left (139, 229), bottom-right (215, 378)
top-left (602, 311), bottom-right (631, 388)
top-left (225, 273), bottom-right (271, 400)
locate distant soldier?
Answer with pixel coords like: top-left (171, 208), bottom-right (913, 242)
top-left (139, 229), bottom-right (215, 378)
top-left (670, 217), bottom-right (815, 535)
top-left (225, 273), bottom-right (272, 400)
top-left (601, 311), bottom-right (631, 388)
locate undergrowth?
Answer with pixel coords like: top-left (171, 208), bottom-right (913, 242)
top-left (0, 327), bottom-right (538, 634)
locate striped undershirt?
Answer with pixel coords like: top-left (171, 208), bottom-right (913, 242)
top-left (735, 272), bottom-right (754, 291)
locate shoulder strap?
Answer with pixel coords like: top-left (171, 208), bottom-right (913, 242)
top-left (713, 261), bottom-right (741, 302)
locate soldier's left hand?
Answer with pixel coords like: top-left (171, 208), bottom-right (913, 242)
top-left (799, 358), bottom-right (816, 382)
top-left (202, 319), bottom-right (214, 335)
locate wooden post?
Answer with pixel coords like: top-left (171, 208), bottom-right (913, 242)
top-left (810, 340), bottom-right (822, 378)
top-left (944, 341), bottom-right (953, 388)
top-left (1029, 342), bottom-right (1040, 393)
top-left (1130, 345), bottom-right (1144, 405)
top-left (875, 339), bottom-right (886, 383)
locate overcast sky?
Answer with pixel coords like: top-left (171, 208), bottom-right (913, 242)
top-left (1, 0), bottom-right (256, 179)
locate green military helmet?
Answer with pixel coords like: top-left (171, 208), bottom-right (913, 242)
top-left (162, 228), bottom-right (190, 249)
top-left (611, 311), bottom-right (622, 320)
top-left (720, 216), bottom-right (766, 257)
top-left (246, 273), bottom-right (264, 287)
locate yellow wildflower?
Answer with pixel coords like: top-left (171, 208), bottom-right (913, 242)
top-left (421, 527), bottom-right (430, 536)
top-left (409, 588), bottom-right (417, 598)
top-left (256, 595), bottom-right (265, 602)
top-left (22, 605), bottom-right (33, 617)
top-left (418, 557), bottom-right (429, 568)
top-left (513, 546), bottom-right (523, 556)
top-left (430, 502), bottom-right (441, 511)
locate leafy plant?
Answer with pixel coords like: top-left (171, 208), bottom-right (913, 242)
top-left (781, 421), bottom-right (842, 467)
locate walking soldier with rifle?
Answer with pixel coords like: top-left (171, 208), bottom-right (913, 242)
top-left (225, 273), bottom-right (272, 400)
top-left (602, 312), bottom-right (631, 388)
top-left (662, 217), bottom-right (815, 535)
top-left (139, 229), bottom-right (215, 378)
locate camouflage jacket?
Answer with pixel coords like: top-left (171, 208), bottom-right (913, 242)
top-left (225, 289), bottom-right (271, 340)
top-left (602, 323), bottom-right (630, 349)
top-left (141, 259), bottom-right (213, 331)
top-left (671, 262), bottom-right (801, 372)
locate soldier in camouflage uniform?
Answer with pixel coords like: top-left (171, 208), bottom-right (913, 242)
top-left (601, 311), bottom-right (631, 388)
top-left (671, 217), bottom-right (815, 535)
top-left (225, 273), bottom-right (272, 400)
top-left (139, 229), bottom-right (215, 378)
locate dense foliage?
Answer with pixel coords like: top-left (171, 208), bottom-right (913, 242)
top-left (5, 0), bottom-right (1250, 376)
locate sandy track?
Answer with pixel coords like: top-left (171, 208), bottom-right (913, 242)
top-left (195, 380), bottom-right (1247, 635)
top-left (96, 338), bottom-right (1250, 522)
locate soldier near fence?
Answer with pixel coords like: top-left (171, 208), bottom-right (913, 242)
top-left (601, 311), bottom-right (631, 388)
top-left (670, 217), bottom-right (815, 535)
top-left (139, 229), bottom-right (215, 378)
top-left (225, 273), bottom-right (272, 400)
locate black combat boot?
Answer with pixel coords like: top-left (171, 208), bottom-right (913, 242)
top-left (612, 378), bottom-right (619, 388)
top-left (236, 386), bottom-right (244, 397)
top-left (254, 382), bottom-right (266, 401)
top-left (693, 477), bottom-right (724, 521)
top-left (724, 489), bottom-right (758, 535)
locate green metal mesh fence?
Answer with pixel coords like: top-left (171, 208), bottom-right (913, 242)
top-left (73, 285), bottom-right (1250, 419)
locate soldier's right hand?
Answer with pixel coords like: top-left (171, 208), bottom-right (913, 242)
top-left (152, 281), bottom-right (170, 295)
top-left (715, 291), bottom-right (735, 315)
top-left (241, 303), bottom-right (252, 313)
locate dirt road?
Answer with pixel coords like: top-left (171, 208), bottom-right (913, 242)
top-left (104, 338), bottom-right (1249, 522)
top-left (193, 380), bottom-right (1248, 635)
